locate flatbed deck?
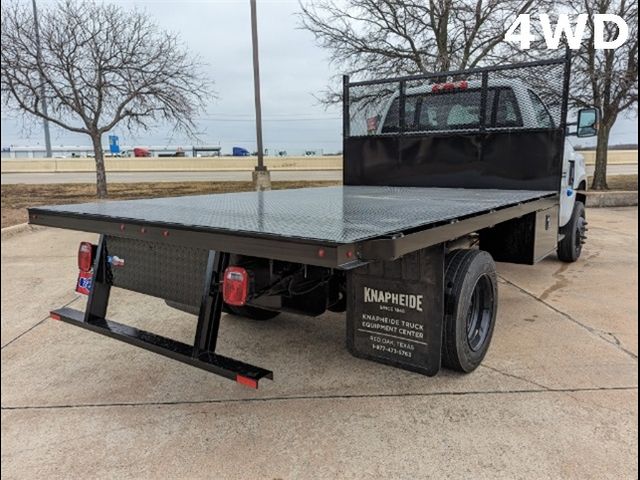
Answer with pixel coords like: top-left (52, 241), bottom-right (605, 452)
top-left (29, 186), bottom-right (558, 268)
top-left (30, 186), bottom-right (554, 242)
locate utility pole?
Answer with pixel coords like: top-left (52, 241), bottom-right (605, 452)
top-left (32, 0), bottom-right (52, 158)
top-left (250, 0), bottom-right (271, 191)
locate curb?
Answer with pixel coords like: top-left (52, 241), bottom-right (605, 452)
top-left (1, 223), bottom-right (45, 241)
top-left (585, 191), bottom-right (638, 208)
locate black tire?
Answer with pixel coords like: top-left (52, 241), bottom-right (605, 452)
top-left (558, 201), bottom-right (586, 263)
top-left (442, 249), bottom-right (498, 373)
top-left (227, 304), bottom-right (280, 321)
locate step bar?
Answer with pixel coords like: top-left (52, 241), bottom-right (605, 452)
top-left (51, 235), bottom-right (273, 388)
top-left (50, 307), bottom-right (273, 388)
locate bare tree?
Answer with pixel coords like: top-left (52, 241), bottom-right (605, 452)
top-left (299, 0), bottom-right (542, 101)
top-left (567, 0), bottom-right (637, 190)
top-left (1, 0), bottom-right (211, 198)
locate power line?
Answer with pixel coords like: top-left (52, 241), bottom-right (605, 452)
top-left (201, 112), bottom-right (340, 117)
top-left (198, 117), bottom-right (340, 122)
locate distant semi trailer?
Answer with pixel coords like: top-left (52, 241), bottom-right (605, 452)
top-left (232, 146), bottom-right (250, 156)
top-left (133, 147), bottom-right (151, 157)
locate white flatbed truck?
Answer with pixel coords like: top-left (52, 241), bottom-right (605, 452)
top-left (29, 54), bottom-right (599, 388)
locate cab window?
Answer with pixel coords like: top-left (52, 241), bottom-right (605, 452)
top-left (381, 96), bottom-right (419, 132)
top-left (493, 88), bottom-right (522, 127)
top-left (527, 90), bottom-right (554, 128)
top-left (381, 87), bottom-right (523, 133)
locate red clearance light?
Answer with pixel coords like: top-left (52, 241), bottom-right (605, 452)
top-left (50, 312), bottom-right (61, 321)
top-left (77, 242), bottom-right (95, 272)
top-left (432, 80), bottom-right (468, 93)
top-left (223, 266), bottom-right (249, 306)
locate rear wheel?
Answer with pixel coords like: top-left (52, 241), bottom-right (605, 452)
top-left (227, 305), bottom-right (280, 321)
top-left (558, 201), bottom-right (586, 263)
top-left (442, 249), bottom-right (498, 373)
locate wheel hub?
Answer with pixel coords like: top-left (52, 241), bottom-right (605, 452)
top-left (466, 274), bottom-right (494, 352)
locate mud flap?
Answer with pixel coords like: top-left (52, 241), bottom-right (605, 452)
top-left (346, 245), bottom-right (444, 376)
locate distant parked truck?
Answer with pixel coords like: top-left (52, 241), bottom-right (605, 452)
top-left (133, 147), bottom-right (151, 157)
top-left (232, 146), bottom-right (250, 156)
top-left (159, 147), bottom-right (186, 158)
top-left (192, 146), bottom-right (221, 157)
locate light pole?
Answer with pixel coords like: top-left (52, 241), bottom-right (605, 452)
top-left (32, 0), bottom-right (52, 158)
top-left (250, 0), bottom-right (271, 191)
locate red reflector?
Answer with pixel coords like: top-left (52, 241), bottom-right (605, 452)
top-left (431, 84), bottom-right (441, 93)
top-left (78, 242), bottom-right (94, 272)
top-left (236, 374), bottom-right (258, 389)
top-left (50, 312), bottom-right (61, 321)
top-left (458, 80), bottom-right (469, 90)
top-left (443, 82), bottom-right (455, 91)
top-left (223, 266), bottom-right (249, 306)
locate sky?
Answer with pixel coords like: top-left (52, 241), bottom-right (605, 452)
top-left (1, 0), bottom-right (637, 154)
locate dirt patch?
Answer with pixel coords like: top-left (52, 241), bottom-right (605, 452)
top-left (1, 181), bottom-right (340, 228)
top-left (601, 174), bottom-right (638, 191)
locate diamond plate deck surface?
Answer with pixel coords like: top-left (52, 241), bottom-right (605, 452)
top-left (33, 186), bottom-right (554, 244)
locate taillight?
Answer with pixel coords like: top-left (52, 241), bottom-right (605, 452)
top-left (78, 242), bottom-right (95, 272)
top-left (223, 267), bottom-right (249, 306)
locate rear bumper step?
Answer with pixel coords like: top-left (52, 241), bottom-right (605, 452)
top-left (50, 307), bottom-right (273, 388)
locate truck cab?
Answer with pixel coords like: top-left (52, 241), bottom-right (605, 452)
top-left (366, 77), bottom-right (596, 261)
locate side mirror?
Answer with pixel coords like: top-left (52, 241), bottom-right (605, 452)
top-left (576, 108), bottom-right (599, 138)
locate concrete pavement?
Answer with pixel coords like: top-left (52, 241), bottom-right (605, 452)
top-left (1, 208), bottom-right (637, 479)
top-left (1, 162), bottom-right (637, 184)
